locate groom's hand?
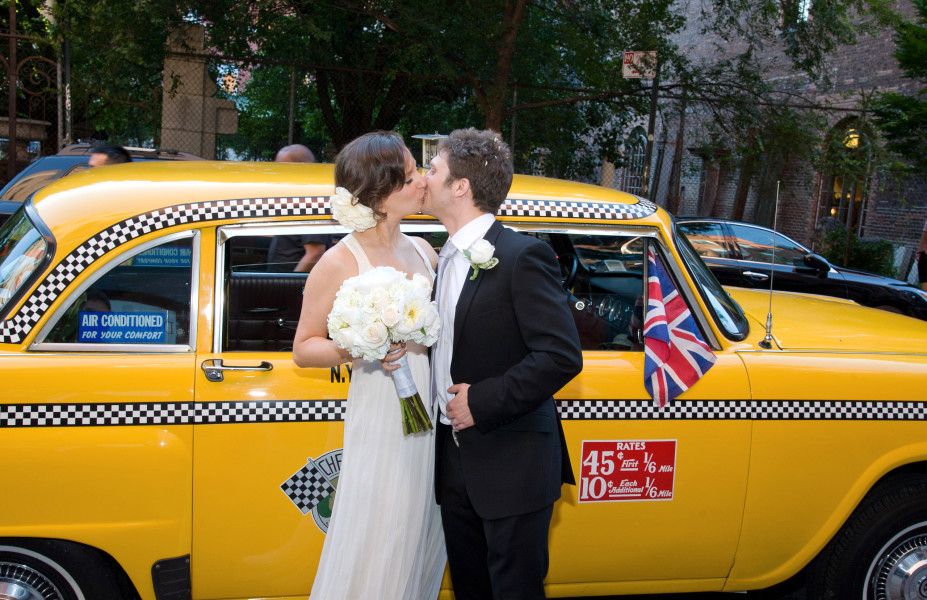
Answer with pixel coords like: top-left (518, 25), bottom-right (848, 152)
top-left (447, 383), bottom-right (474, 430)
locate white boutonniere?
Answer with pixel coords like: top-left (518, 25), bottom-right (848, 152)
top-left (462, 239), bottom-right (499, 280)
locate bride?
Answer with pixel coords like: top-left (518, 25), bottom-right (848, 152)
top-left (292, 131), bottom-right (446, 599)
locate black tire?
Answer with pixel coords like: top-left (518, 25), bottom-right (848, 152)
top-left (0, 539), bottom-right (130, 600)
top-left (809, 473), bottom-right (927, 600)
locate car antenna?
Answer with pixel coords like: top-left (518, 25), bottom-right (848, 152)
top-left (758, 180), bottom-right (780, 349)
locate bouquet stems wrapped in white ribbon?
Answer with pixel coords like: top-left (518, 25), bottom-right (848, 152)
top-left (327, 266), bottom-right (440, 435)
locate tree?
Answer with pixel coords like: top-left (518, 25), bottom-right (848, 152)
top-left (873, 0), bottom-right (927, 173)
top-left (38, 0), bottom-right (189, 145)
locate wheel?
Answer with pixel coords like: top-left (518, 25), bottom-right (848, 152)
top-left (0, 540), bottom-right (130, 600)
top-left (809, 473), bottom-right (927, 600)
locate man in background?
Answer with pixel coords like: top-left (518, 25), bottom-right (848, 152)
top-left (267, 144), bottom-right (333, 272)
top-left (275, 144), bottom-right (316, 163)
top-left (88, 144), bottom-right (133, 168)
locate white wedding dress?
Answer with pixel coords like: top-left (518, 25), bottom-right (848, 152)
top-left (309, 233), bottom-right (446, 600)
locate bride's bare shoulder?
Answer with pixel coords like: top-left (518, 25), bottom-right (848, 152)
top-left (308, 241), bottom-right (358, 286)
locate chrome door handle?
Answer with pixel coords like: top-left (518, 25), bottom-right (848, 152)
top-left (201, 359), bottom-right (273, 382)
top-left (743, 271), bottom-right (769, 281)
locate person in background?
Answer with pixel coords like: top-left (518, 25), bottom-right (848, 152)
top-left (275, 144), bottom-right (316, 163)
top-left (88, 144), bottom-right (133, 168)
top-left (268, 144), bottom-right (333, 272)
top-left (918, 217), bottom-right (927, 292)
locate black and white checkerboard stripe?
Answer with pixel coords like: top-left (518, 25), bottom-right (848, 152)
top-left (556, 399), bottom-right (927, 420)
top-left (0, 195), bottom-right (655, 345)
top-left (499, 198), bottom-right (657, 220)
top-left (0, 400), bottom-right (345, 428)
top-left (281, 457), bottom-right (337, 514)
top-left (2, 399), bottom-right (924, 427)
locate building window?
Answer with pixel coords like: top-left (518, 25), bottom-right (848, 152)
top-left (817, 119), bottom-right (870, 235)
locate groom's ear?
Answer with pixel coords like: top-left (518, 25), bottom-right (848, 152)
top-left (454, 177), bottom-right (471, 199)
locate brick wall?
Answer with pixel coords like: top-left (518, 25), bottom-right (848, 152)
top-left (638, 0), bottom-right (926, 277)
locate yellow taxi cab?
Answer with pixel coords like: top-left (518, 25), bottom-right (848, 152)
top-left (1, 160), bottom-right (925, 600)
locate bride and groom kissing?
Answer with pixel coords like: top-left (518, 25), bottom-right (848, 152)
top-left (293, 127), bottom-right (583, 599)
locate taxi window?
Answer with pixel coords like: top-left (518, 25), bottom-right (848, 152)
top-left (540, 232), bottom-right (646, 351)
top-left (44, 237), bottom-right (194, 346)
top-left (0, 209), bottom-right (48, 312)
top-left (222, 235), bottom-right (308, 352)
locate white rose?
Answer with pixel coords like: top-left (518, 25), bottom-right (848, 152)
top-left (410, 272), bottom-right (431, 291)
top-left (361, 320), bottom-right (388, 345)
top-left (468, 239), bottom-right (495, 264)
top-left (368, 287), bottom-right (390, 310)
top-left (381, 304), bottom-right (401, 328)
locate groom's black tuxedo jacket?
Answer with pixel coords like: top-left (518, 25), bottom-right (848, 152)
top-left (435, 220), bottom-right (583, 520)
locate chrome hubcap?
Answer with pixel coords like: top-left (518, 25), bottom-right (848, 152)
top-left (0, 563), bottom-right (62, 600)
top-left (871, 532), bottom-right (927, 600)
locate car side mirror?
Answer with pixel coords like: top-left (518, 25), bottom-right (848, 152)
top-left (803, 253), bottom-right (830, 277)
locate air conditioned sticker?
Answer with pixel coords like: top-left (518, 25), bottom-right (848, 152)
top-left (78, 311), bottom-right (169, 343)
top-left (579, 439), bottom-right (676, 502)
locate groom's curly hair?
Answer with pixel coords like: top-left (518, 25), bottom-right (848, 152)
top-left (439, 128), bottom-right (513, 214)
top-left (335, 131), bottom-right (409, 219)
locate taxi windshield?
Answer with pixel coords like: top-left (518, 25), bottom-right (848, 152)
top-left (0, 208), bottom-right (48, 312)
top-left (674, 222), bottom-right (749, 340)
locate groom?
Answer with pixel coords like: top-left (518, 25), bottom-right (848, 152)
top-left (423, 128), bottom-right (582, 600)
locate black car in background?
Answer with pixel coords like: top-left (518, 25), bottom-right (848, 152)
top-left (0, 144), bottom-right (204, 226)
top-left (677, 217), bottom-right (927, 320)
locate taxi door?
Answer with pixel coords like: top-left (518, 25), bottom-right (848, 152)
top-left (538, 229), bottom-right (752, 591)
top-left (191, 226), bottom-right (347, 599)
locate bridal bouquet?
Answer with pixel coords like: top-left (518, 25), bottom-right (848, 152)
top-left (327, 266), bottom-right (440, 434)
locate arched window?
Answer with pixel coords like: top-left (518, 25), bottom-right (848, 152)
top-left (817, 118), bottom-right (871, 235)
top-left (619, 128), bottom-right (647, 195)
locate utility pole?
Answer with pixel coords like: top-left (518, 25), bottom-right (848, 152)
top-left (640, 59), bottom-right (660, 199)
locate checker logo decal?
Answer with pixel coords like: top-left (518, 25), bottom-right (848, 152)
top-left (0, 196), bottom-right (330, 344)
top-left (281, 456), bottom-right (337, 515)
top-left (281, 449), bottom-right (343, 533)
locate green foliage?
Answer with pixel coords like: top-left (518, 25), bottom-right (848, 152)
top-left (701, 0), bottom-right (896, 85)
top-left (873, 0), bottom-right (927, 174)
top-left (820, 227), bottom-right (898, 277)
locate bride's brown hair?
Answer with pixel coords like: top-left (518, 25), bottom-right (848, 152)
top-left (334, 131), bottom-right (409, 220)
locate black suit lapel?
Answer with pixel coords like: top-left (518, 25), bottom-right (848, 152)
top-left (453, 220), bottom-right (503, 351)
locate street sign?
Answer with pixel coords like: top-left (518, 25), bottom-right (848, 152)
top-left (623, 51), bottom-right (657, 78)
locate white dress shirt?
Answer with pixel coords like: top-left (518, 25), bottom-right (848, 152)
top-left (432, 213), bottom-right (496, 425)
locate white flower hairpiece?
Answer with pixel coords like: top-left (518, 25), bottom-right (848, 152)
top-left (330, 186), bottom-right (378, 232)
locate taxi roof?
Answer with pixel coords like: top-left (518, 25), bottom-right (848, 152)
top-left (29, 160), bottom-right (664, 241)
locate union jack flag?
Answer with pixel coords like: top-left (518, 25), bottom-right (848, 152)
top-left (643, 248), bottom-right (716, 406)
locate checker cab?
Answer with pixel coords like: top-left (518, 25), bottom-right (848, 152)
top-left (1, 160), bottom-right (927, 600)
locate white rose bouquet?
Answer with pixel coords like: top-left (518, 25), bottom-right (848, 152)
top-left (327, 266), bottom-right (440, 434)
